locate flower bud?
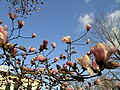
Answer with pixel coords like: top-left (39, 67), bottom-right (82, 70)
top-left (39, 44), bottom-right (44, 52)
top-left (54, 57), bottom-right (59, 62)
top-left (51, 42), bottom-right (56, 49)
top-left (63, 64), bottom-right (67, 69)
top-left (66, 61), bottom-right (74, 67)
top-left (18, 20), bottom-right (25, 28)
top-left (86, 39), bottom-right (90, 44)
top-left (86, 24), bottom-right (91, 31)
top-left (59, 54), bottom-right (66, 60)
top-left (37, 55), bottom-right (44, 62)
top-left (31, 59), bottom-right (35, 65)
top-left (8, 12), bottom-right (16, 20)
top-left (62, 36), bottom-right (71, 43)
top-left (0, 20), bottom-right (2, 24)
top-left (43, 40), bottom-right (48, 46)
top-left (32, 33), bottom-right (37, 38)
top-left (94, 79), bottom-right (101, 85)
top-left (29, 46), bottom-right (36, 52)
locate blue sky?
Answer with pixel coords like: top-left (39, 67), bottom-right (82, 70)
top-left (0, 0), bottom-right (120, 64)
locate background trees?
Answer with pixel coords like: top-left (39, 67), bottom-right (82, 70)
top-left (0, 1), bottom-right (119, 90)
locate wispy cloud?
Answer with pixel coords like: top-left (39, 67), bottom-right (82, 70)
top-left (78, 12), bottom-right (94, 26)
top-left (116, 0), bottom-right (120, 3)
top-left (75, 12), bottom-right (94, 34)
top-left (108, 10), bottom-right (120, 21)
top-left (85, 0), bottom-right (91, 3)
top-left (107, 10), bottom-right (120, 50)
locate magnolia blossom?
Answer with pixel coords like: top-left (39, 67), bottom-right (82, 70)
top-left (43, 40), bottom-right (48, 46)
top-left (76, 55), bottom-right (94, 76)
top-left (18, 20), bottom-right (25, 28)
top-left (86, 24), bottom-right (91, 31)
top-left (94, 79), bottom-right (101, 85)
top-left (92, 60), bottom-right (100, 73)
top-left (62, 36), bottom-right (71, 43)
top-left (90, 43), bottom-right (117, 64)
top-left (8, 12), bottom-right (16, 20)
top-left (36, 55), bottom-right (44, 62)
top-left (86, 39), bottom-right (90, 44)
top-left (66, 85), bottom-right (74, 90)
top-left (0, 25), bottom-right (8, 44)
top-left (0, 20), bottom-right (2, 24)
top-left (37, 67), bottom-right (45, 74)
top-left (59, 54), bottom-right (66, 60)
top-left (51, 42), bottom-right (56, 49)
top-left (32, 33), bottom-right (37, 38)
top-left (29, 46), bottom-right (36, 52)
top-left (66, 61), bottom-right (74, 67)
top-left (54, 57), bottom-right (59, 62)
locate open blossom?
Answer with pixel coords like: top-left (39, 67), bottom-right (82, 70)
top-left (90, 43), bottom-right (117, 65)
top-left (62, 36), bottom-right (71, 43)
top-left (36, 55), bottom-right (44, 62)
top-left (92, 59), bottom-right (100, 73)
top-left (76, 55), bottom-right (94, 76)
top-left (0, 25), bottom-right (8, 44)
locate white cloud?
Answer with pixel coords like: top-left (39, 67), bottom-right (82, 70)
top-left (75, 12), bottom-right (94, 34)
top-left (85, 0), bottom-right (91, 3)
top-left (78, 12), bottom-right (94, 26)
top-left (108, 10), bottom-right (120, 21)
top-left (116, 0), bottom-right (120, 3)
top-left (107, 10), bottom-right (120, 50)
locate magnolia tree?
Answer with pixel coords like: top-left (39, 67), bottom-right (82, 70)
top-left (0, 1), bottom-right (120, 90)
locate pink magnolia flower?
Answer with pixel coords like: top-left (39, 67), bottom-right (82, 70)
top-left (0, 25), bottom-right (8, 44)
top-left (36, 55), bottom-right (45, 62)
top-left (76, 55), bottom-right (94, 76)
top-left (66, 61), bottom-right (74, 67)
top-left (66, 86), bottom-right (74, 90)
top-left (62, 36), bottom-right (71, 43)
top-left (92, 59), bottom-right (100, 73)
top-left (90, 43), bottom-right (117, 64)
